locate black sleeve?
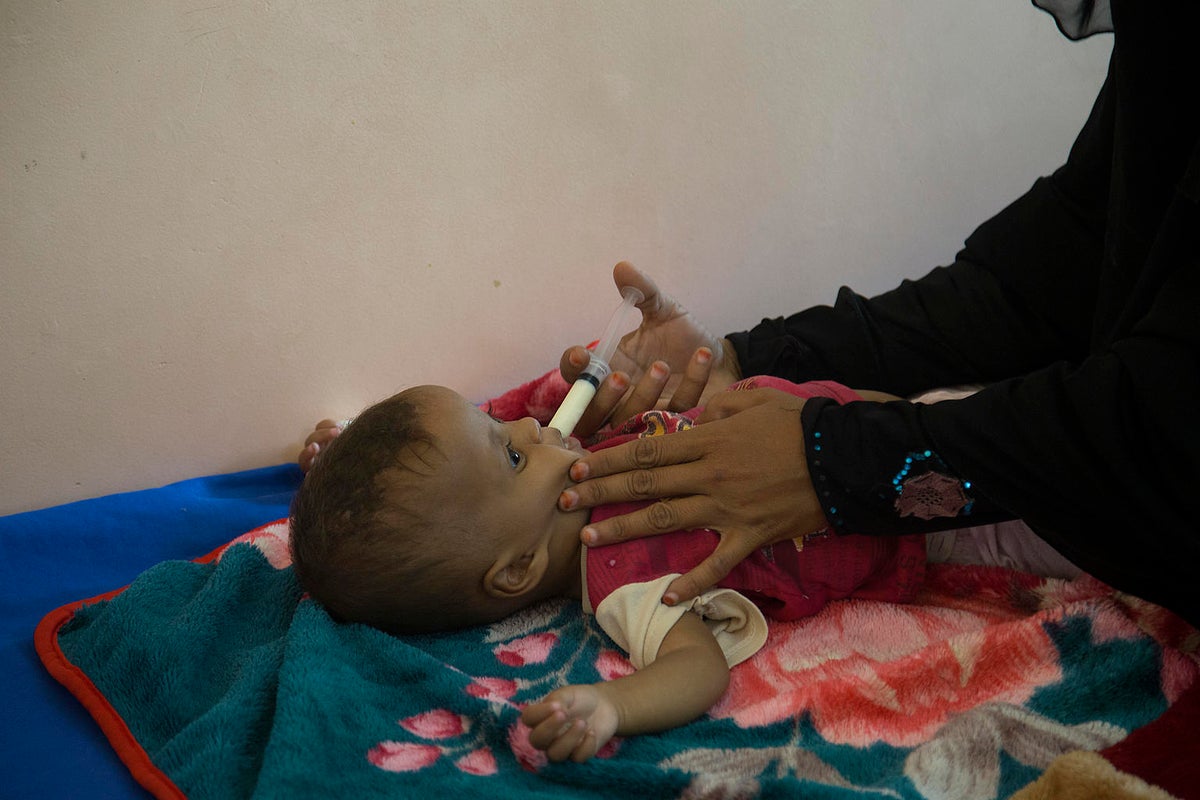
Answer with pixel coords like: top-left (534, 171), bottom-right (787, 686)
top-left (727, 67), bottom-right (1114, 399)
top-left (794, 169), bottom-right (1200, 623)
top-left (728, 3), bottom-right (1200, 626)
top-left (802, 231), bottom-right (1200, 619)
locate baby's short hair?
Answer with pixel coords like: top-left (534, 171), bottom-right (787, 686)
top-left (289, 391), bottom-right (495, 635)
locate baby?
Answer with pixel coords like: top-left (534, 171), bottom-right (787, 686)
top-left (289, 376), bottom-right (926, 763)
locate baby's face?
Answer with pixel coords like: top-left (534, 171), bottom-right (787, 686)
top-left (405, 385), bottom-right (584, 552)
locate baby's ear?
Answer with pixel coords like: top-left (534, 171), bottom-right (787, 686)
top-left (484, 550), bottom-right (547, 599)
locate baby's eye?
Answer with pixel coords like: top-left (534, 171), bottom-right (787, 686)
top-left (506, 444), bottom-right (524, 470)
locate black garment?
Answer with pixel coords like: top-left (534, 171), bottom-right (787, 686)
top-left (726, 0), bottom-right (1200, 627)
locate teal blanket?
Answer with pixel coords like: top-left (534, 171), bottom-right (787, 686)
top-left (41, 519), bottom-right (1200, 799)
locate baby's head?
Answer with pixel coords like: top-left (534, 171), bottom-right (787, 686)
top-left (290, 385), bottom-right (585, 635)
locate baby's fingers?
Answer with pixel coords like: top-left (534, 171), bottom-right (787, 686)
top-left (544, 719), bottom-right (591, 762)
top-left (569, 728), bottom-right (600, 763)
top-left (304, 421), bottom-right (342, 448)
top-left (299, 443), bottom-right (321, 473)
top-left (523, 701), bottom-right (570, 750)
top-left (300, 421), bottom-right (343, 473)
top-left (519, 700), bottom-right (560, 730)
top-left (525, 709), bottom-right (577, 753)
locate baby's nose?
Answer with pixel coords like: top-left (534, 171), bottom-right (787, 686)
top-left (538, 419), bottom-right (567, 447)
top-left (526, 417), bottom-right (545, 443)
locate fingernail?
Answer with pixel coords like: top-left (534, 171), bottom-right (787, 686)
top-left (581, 527), bottom-right (598, 545)
top-left (662, 592), bottom-right (678, 607)
top-left (559, 490), bottom-right (578, 510)
top-left (569, 462), bottom-right (589, 481)
top-left (696, 348), bottom-right (712, 364)
top-left (609, 373), bottom-right (628, 391)
top-left (650, 361), bottom-right (668, 380)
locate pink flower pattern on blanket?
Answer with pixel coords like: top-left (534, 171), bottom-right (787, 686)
top-left (399, 709), bottom-right (469, 739)
top-left (712, 568), bottom-right (1200, 751)
top-left (369, 711), bottom-right (498, 776)
top-left (368, 601), bottom-right (626, 777)
top-left (367, 742), bottom-right (442, 773)
top-left (215, 521), bottom-right (293, 568)
top-left (714, 596), bottom-right (1063, 747)
top-left (466, 677), bottom-right (518, 702)
top-left (493, 633), bottom-right (558, 667)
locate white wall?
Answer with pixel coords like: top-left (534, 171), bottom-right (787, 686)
top-left (1, 1), bottom-right (1110, 515)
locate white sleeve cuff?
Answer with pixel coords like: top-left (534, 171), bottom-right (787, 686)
top-left (593, 573), bottom-right (768, 669)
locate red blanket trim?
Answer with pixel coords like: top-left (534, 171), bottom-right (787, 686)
top-left (33, 538), bottom-right (235, 800)
top-left (1102, 677), bottom-right (1200, 799)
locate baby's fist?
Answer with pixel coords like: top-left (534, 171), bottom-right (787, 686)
top-left (520, 685), bottom-right (619, 763)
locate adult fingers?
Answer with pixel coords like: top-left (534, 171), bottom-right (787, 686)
top-left (569, 423), bottom-right (710, 485)
top-left (609, 360), bottom-right (670, 423)
top-left (612, 261), bottom-right (664, 318)
top-left (579, 492), bottom-right (717, 547)
top-left (558, 263), bottom-right (664, 386)
top-left (559, 345), bottom-right (591, 384)
top-left (563, 434), bottom-right (715, 519)
top-left (693, 387), bottom-right (776, 423)
top-left (663, 536), bottom-right (760, 604)
top-left (665, 347), bottom-right (713, 412)
top-left (570, 371), bottom-right (630, 439)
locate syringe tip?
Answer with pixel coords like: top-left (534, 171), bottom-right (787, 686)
top-left (619, 285), bottom-right (645, 305)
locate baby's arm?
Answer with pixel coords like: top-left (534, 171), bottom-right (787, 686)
top-left (520, 611), bottom-right (729, 762)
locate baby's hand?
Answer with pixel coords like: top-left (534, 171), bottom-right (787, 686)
top-left (520, 685), bottom-right (619, 763)
top-left (298, 419), bottom-right (342, 473)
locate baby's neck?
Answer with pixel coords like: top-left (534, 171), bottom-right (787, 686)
top-left (537, 503), bottom-right (588, 604)
top-left (544, 510), bottom-right (587, 602)
top-left (556, 539), bottom-right (584, 601)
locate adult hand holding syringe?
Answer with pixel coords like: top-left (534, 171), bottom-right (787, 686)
top-left (550, 262), bottom-right (741, 438)
top-left (548, 285), bottom-right (644, 436)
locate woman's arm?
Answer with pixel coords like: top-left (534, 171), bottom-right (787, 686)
top-left (520, 611), bottom-right (730, 762)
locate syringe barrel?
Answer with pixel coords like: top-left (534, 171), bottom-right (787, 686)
top-left (545, 285), bottom-right (643, 437)
top-left (589, 285), bottom-right (643, 368)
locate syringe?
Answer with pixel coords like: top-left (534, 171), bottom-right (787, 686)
top-left (548, 285), bottom-right (645, 437)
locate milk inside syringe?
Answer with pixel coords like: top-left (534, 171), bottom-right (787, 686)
top-left (547, 286), bottom-right (644, 437)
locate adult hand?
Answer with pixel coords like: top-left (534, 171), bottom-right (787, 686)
top-left (559, 262), bottom-right (741, 437)
top-left (558, 387), bottom-right (829, 604)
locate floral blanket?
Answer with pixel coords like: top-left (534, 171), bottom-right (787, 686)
top-left (36, 370), bottom-right (1200, 799)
